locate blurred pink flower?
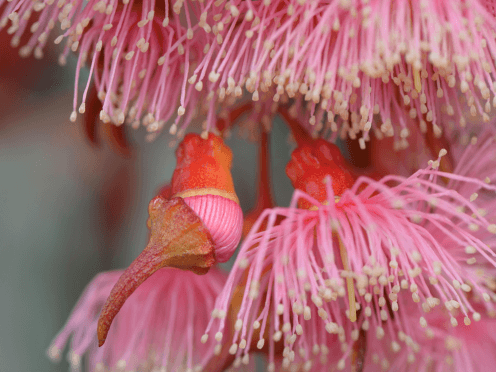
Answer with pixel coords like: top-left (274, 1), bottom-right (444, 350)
top-left (205, 132), bottom-right (496, 369)
top-left (4, 0), bottom-right (496, 139)
top-left (412, 308), bottom-right (496, 372)
top-left (1, 0), bottom-right (205, 137)
top-left (48, 267), bottom-right (227, 372)
top-left (191, 0), bottom-right (496, 136)
top-left (359, 304), bottom-right (496, 372)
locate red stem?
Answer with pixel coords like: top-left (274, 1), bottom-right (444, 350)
top-left (255, 130), bottom-right (275, 210)
top-left (217, 102), bottom-right (253, 133)
top-left (229, 102), bottom-right (253, 125)
top-left (278, 106), bottom-right (312, 147)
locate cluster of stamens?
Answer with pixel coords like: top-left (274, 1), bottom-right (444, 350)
top-left (3, 0), bottom-right (496, 143)
top-left (200, 134), bottom-right (496, 370)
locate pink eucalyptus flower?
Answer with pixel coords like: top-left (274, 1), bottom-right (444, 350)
top-left (1, 0), bottom-right (209, 138)
top-left (275, 299), bottom-right (422, 372)
top-left (204, 132), bottom-right (496, 370)
top-left (4, 0), bottom-right (496, 139)
top-left (48, 266), bottom-right (227, 372)
top-left (188, 0), bottom-right (496, 139)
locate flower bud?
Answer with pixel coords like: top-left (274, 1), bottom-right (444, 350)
top-left (171, 132), bottom-right (243, 262)
top-left (97, 134), bottom-right (242, 346)
top-left (286, 139), bottom-right (354, 208)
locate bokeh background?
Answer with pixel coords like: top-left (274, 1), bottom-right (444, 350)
top-left (0, 38), bottom-right (294, 371)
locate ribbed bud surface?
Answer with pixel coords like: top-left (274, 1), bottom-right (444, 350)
top-left (184, 194), bottom-right (243, 262)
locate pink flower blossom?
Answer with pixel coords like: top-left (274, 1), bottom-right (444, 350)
top-left (5, 0), bottom-right (496, 370)
top-left (48, 267), bottom-right (227, 372)
top-left (4, 0), bottom-right (496, 139)
top-left (190, 0), bottom-right (496, 138)
top-left (1, 0), bottom-right (207, 137)
top-left (205, 132), bottom-right (496, 370)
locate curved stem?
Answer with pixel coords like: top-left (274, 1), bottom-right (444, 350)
top-left (217, 102), bottom-right (253, 134)
top-left (278, 106), bottom-right (312, 147)
top-left (242, 129), bottom-right (276, 237)
top-left (84, 84), bottom-right (100, 146)
top-left (229, 102), bottom-right (253, 125)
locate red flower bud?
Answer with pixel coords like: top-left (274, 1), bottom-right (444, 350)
top-left (97, 133), bottom-right (243, 346)
top-left (286, 139), bottom-right (354, 209)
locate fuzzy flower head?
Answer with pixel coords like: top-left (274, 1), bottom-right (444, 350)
top-left (205, 133), bottom-right (496, 370)
top-left (188, 0), bottom-right (496, 140)
top-left (48, 267), bottom-right (227, 372)
top-left (1, 0), bottom-right (210, 137)
top-left (64, 0), bottom-right (205, 136)
top-left (4, 0), bottom-right (496, 140)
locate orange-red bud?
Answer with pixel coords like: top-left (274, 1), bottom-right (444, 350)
top-left (171, 132), bottom-right (238, 203)
top-left (286, 139), bottom-right (354, 208)
top-left (97, 133), bottom-right (243, 347)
